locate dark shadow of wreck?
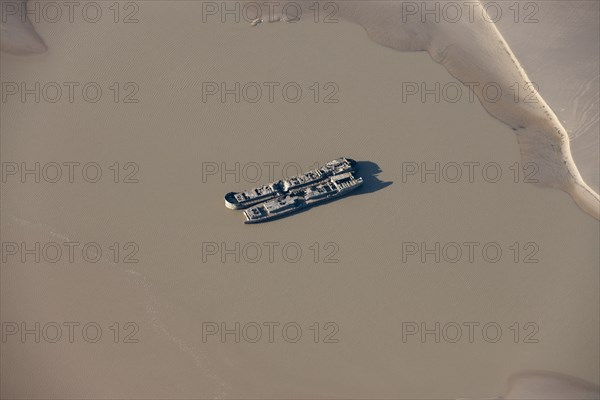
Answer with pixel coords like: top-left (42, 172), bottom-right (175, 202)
top-left (349, 160), bottom-right (393, 197)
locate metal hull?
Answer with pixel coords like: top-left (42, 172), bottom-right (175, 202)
top-left (224, 158), bottom-right (356, 210)
top-left (243, 179), bottom-right (363, 224)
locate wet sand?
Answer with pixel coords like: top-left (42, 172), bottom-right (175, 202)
top-left (1, 3), bottom-right (598, 399)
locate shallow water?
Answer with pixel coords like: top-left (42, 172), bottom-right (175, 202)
top-left (1, 2), bottom-right (598, 398)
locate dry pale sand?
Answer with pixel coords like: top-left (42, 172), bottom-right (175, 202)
top-left (488, 0), bottom-right (600, 194)
top-left (1, 2), bottom-right (599, 399)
